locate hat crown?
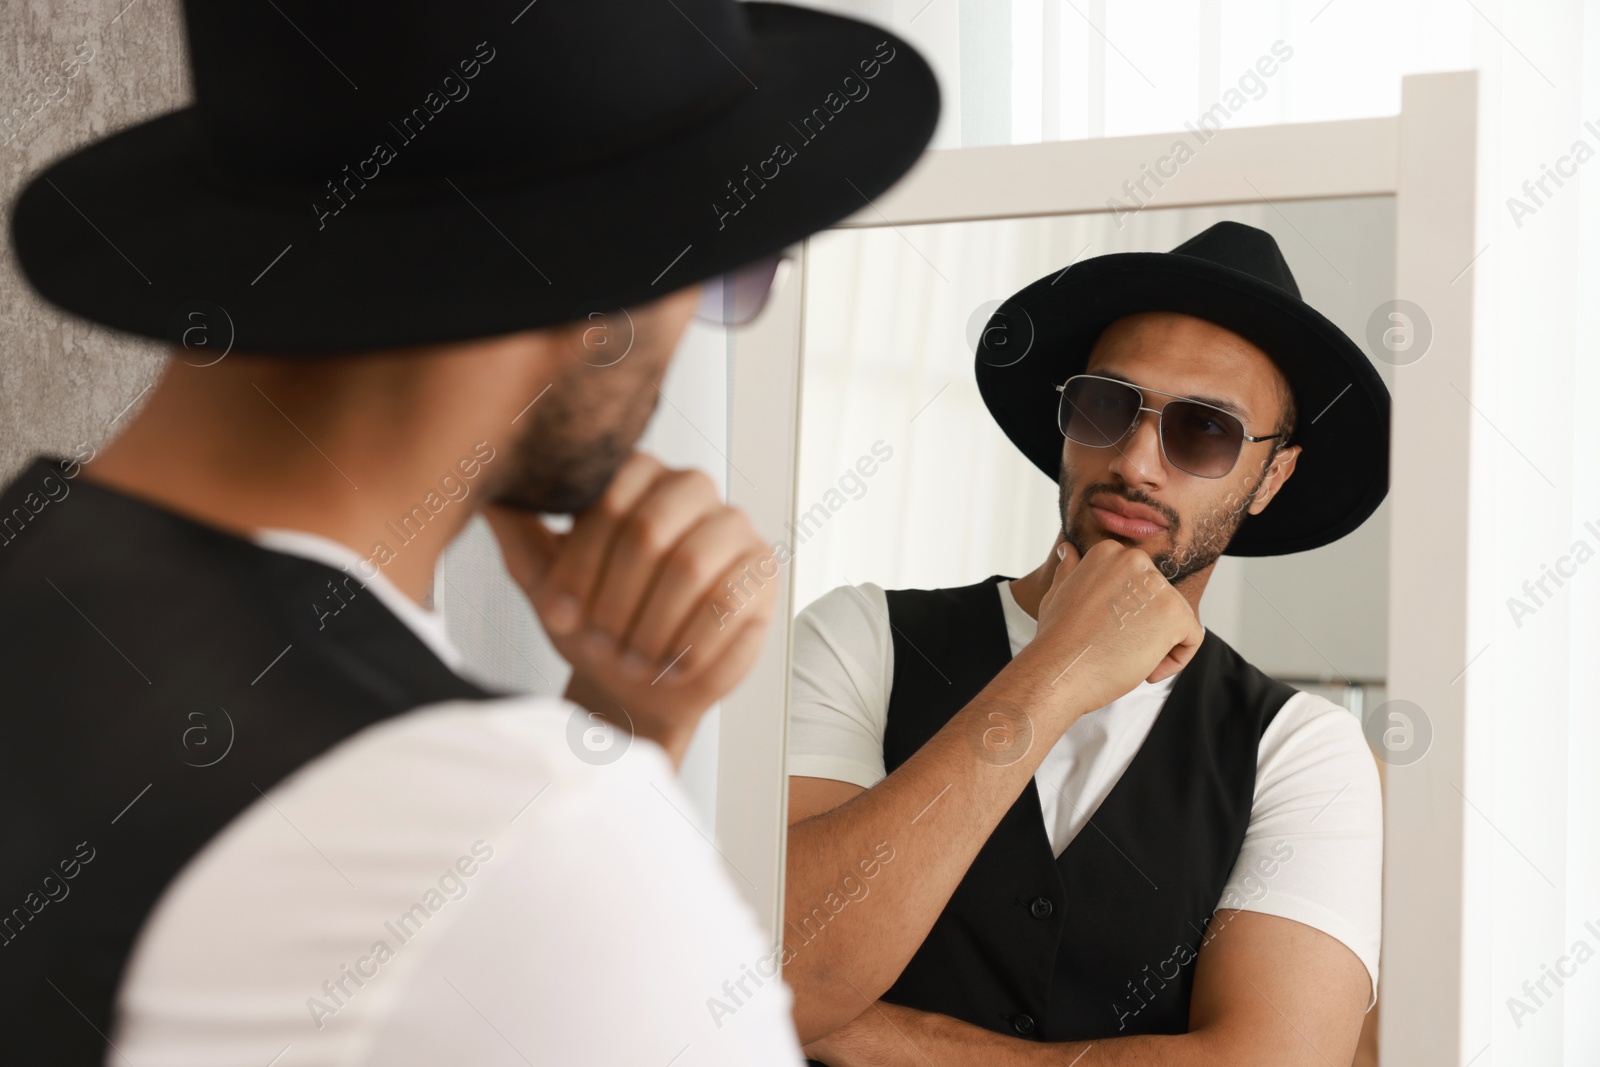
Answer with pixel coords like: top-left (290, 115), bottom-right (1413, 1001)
top-left (1168, 220), bottom-right (1301, 301)
top-left (180, 0), bottom-right (754, 186)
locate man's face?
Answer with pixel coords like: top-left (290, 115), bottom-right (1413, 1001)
top-left (490, 285), bottom-right (702, 513)
top-left (1058, 310), bottom-right (1300, 585)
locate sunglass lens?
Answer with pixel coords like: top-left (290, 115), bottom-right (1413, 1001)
top-left (695, 254), bottom-right (788, 326)
top-left (1162, 399), bottom-right (1244, 478)
top-left (1060, 377), bottom-right (1140, 445)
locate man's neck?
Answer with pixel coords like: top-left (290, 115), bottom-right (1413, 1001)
top-left (80, 356), bottom-right (522, 607)
top-left (83, 448), bottom-right (474, 609)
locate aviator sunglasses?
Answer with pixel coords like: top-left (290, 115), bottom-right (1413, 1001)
top-left (1056, 373), bottom-right (1288, 479)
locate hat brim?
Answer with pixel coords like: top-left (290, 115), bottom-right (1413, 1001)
top-left (976, 252), bottom-right (1390, 557)
top-left (9, 3), bottom-right (939, 354)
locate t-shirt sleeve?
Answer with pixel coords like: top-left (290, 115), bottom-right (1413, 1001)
top-left (786, 582), bottom-right (893, 790)
top-left (1214, 691), bottom-right (1384, 1008)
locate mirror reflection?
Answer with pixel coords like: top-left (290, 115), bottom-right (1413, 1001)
top-left (783, 198), bottom-right (1396, 1066)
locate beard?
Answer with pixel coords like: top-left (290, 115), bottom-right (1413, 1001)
top-left (1058, 459), bottom-right (1268, 585)
top-left (491, 411), bottom-right (635, 514)
top-left (487, 353), bottom-right (664, 515)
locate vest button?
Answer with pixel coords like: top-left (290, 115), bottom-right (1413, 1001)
top-left (1012, 1013), bottom-right (1036, 1035)
top-left (1029, 896), bottom-right (1053, 919)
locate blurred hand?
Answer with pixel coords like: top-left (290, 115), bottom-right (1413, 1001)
top-left (1027, 538), bottom-right (1204, 712)
top-left (485, 452), bottom-right (778, 766)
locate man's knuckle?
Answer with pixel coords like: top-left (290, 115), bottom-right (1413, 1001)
top-left (729, 508), bottom-right (758, 540)
top-left (672, 467), bottom-right (719, 501)
top-left (619, 513), bottom-right (668, 556)
top-left (594, 491), bottom-right (629, 523)
top-left (626, 451), bottom-right (662, 477)
top-left (542, 581), bottom-right (579, 608)
top-left (669, 548), bottom-right (718, 588)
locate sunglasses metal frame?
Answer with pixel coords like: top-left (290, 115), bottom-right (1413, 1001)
top-left (1054, 373), bottom-right (1288, 479)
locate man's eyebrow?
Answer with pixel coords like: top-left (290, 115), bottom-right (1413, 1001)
top-left (1096, 370), bottom-right (1250, 420)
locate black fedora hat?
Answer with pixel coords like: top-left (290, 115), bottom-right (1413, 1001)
top-left (9, 0), bottom-right (939, 354)
top-left (975, 220), bottom-right (1390, 557)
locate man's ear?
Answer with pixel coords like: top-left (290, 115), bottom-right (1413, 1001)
top-left (1245, 443), bottom-right (1301, 516)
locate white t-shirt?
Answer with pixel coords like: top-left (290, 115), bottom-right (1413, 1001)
top-left (109, 530), bottom-right (806, 1067)
top-left (788, 577), bottom-right (1382, 1005)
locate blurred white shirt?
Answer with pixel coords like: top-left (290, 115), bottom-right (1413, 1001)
top-left (110, 530), bottom-right (806, 1067)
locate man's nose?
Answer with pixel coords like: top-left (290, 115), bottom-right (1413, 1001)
top-left (1107, 407), bottom-right (1166, 486)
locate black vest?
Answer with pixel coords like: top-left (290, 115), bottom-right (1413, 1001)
top-left (0, 456), bottom-right (499, 1065)
top-left (879, 574), bottom-right (1292, 1041)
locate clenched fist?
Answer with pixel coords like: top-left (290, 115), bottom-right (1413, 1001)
top-left (1026, 538), bottom-right (1205, 714)
top-left (486, 452), bottom-right (779, 767)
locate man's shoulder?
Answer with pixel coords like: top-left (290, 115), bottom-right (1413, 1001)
top-left (193, 695), bottom-right (685, 885)
top-left (1192, 628), bottom-right (1293, 687)
top-left (797, 579), bottom-right (887, 616)
top-left (1201, 633), bottom-right (1374, 766)
top-left (309, 695), bottom-right (675, 803)
top-left (112, 695), bottom-right (792, 1063)
top-left (1170, 629), bottom-right (1305, 739)
top-left (1258, 688), bottom-right (1378, 773)
top-left (798, 573), bottom-right (1013, 630)
top-left (0, 454), bottom-right (283, 601)
top-left (881, 572), bottom-right (1016, 603)
top-left (793, 574), bottom-right (1016, 658)
top-left (0, 454), bottom-right (96, 569)
top-left (793, 580), bottom-right (890, 649)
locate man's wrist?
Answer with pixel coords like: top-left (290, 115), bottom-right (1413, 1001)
top-left (563, 671), bottom-right (693, 771)
top-left (1003, 641), bottom-right (1104, 726)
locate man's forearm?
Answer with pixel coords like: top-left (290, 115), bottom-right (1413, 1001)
top-left (785, 643), bottom-right (1092, 1042)
top-left (811, 1003), bottom-right (1232, 1067)
top-left (909, 1012), bottom-right (1223, 1067)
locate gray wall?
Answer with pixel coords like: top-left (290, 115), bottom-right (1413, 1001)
top-left (2, 0), bottom-right (186, 480)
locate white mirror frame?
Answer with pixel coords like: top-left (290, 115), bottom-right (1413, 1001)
top-left (721, 69), bottom-right (1479, 1063)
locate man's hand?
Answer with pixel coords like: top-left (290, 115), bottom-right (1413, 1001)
top-left (485, 452), bottom-right (778, 766)
top-left (1023, 538), bottom-right (1205, 713)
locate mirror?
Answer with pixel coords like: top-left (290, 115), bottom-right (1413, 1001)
top-left (783, 195), bottom-right (1395, 1059)
top-left (793, 197), bottom-right (1393, 691)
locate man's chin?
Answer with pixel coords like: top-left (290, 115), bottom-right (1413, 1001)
top-left (487, 443), bottom-right (629, 515)
top-left (486, 474), bottom-right (608, 516)
top-left (482, 492), bottom-right (555, 515)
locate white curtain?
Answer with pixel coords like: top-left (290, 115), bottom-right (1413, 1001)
top-left (797, 0), bottom-right (1473, 148)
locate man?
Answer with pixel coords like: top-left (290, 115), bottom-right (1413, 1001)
top-left (785, 222), bottom-right (1388, 1065)
top-left (0, 1), bottom-right (939, 1063)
